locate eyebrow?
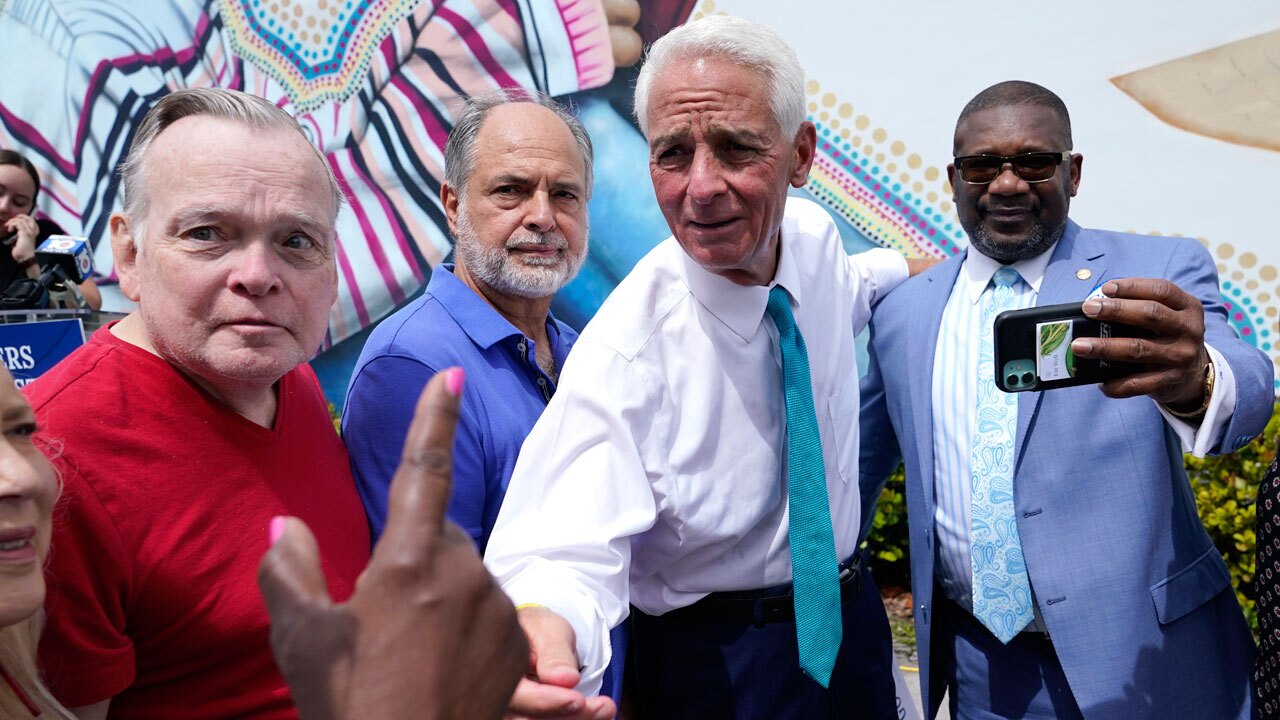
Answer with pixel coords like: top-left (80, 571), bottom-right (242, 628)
top-left (650, 126), bottom-right (773, 151)
top-left (0, 404), bottom-right (35, 424)
top-left (489, 174), bottom-right (585, 195)
top-left (167, 205), bottom-right (333, 238)
top-left (0, 184), bottom-right (31, 203)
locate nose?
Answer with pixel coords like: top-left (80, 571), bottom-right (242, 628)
top-left (230, 240), bottom-right (284, 297)
top-left (687, 147), bottom-right (727, 205)
top-left (523, 191), bottom-right (557, 234)
top-left (987, 163), bottom-right (1030, 195)
top-left (0, 439), bottom-right (51, 514)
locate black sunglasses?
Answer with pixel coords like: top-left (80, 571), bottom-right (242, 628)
top-left (953, 151), bottom-right (1071, 184)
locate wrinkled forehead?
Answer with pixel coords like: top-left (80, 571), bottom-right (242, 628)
top-left (145, 116), bottom-right (339, 217)
top-left (146, 118), bottom-right (338, 221)
top-left (647, 58), bottom-right (778, 140)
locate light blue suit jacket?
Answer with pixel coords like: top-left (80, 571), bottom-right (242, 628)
top-left (860, 221), bottom-right (1272, 719)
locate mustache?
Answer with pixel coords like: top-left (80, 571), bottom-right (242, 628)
top-left (506, 230), bottom-right (568, 251)
top-left (982, 199), bottom-right (1037, 213)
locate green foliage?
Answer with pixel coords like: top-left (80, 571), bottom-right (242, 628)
top-left (869, 402), bottom-right (1280, 636)
top-left (868, 465), bottom-right (911, 590)
top-left (1185, 402), bottom-right (1280, 635)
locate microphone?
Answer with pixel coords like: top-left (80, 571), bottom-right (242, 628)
top-left (35, 235), bottom-right (94, 284)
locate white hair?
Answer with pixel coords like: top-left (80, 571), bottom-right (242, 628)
top-left (633, 15), bottom-right (806, 139)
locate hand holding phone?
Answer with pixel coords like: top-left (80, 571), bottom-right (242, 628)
top-left (994, 278), bottom-right (1211, 408)
top-left (1068, 278), bottom-right (1211, 408)
top-left (994, 302), bottom-right (1146, 392)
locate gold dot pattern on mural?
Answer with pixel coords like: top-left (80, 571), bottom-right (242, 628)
top-left (1241, 252), bottom-right (1257, 268)
top-left (1262, 266), bottom-right (1278, 282)
top-left (805, 79), bottom-right (952, 218)
top-left (1217, 243), bottom-right (1235, 259)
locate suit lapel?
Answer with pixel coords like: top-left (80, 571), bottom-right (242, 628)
top-left (911, 253), bottom-right (965, 517)
top-left (1015, 222), bottom-right (1108, 464)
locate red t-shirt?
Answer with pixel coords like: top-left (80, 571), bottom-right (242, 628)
top-left (27, 327), bottom-right (370, 718)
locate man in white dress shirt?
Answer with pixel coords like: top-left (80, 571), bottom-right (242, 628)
top-left (486, 15), bottom-right (923, 720)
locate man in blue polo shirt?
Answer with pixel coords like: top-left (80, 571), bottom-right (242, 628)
top-left (342, 87), bottom-right (591, 550)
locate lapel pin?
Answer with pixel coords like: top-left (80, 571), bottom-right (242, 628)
top-left (1076, 269), bottom-right (1092, 281)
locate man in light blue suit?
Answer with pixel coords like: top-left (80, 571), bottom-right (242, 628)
top-left (860, 81), bottom-right (1272, 719)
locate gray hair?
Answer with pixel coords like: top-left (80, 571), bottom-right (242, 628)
top-left (633, 15), bottom-right (806, 139)
top-left (444, 87), bottom-right (594, 199)
top-left (118, 87), bottom-right (345, 243)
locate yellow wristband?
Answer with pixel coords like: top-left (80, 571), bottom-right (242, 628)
top-left (514, 603), bottom-right (545, 612)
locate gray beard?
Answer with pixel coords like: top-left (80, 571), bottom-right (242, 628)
top-left (967, 217), bottom-right (1066, 264)
top-left (454, 208), bottom-right (587, 299)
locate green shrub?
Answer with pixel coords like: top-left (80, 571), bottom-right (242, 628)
top-left (868, 465), bottom-right (911, 590)
top-left (1186, 401), bottom-right (1280, 635)
top-left (869, 402), bottom-right (1280, 636)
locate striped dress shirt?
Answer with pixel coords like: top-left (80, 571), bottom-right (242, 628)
top-left (930, 244), bottom-right (1238, 629)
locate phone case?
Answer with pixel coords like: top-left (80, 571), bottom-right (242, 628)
top-left (992, 302), bottom-right (1145, 392)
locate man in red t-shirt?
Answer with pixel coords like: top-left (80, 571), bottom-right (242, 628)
top-left (26, 87), bottom-right (370, 719)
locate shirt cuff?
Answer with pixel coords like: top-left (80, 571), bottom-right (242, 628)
top-left (850, 248), bottom-right (910, 306)
top-left (498, 570), bottom-right (610, 696)
top-left (1157, 343), bottom-right (1235, 457)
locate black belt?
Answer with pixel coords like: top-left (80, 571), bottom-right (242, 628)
top-left (657, 554), bottom-right (863, 626)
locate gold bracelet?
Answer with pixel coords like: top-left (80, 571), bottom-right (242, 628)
top-left (514, 603), bottom-right (545, 612)
top-left (1164, 360), bottom-right (1215, 419)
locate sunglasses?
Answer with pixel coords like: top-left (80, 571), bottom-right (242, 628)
top-left (953, 152), bottom-right (1071, 184)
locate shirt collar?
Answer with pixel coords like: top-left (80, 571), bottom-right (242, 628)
top-left (961, 238), bottom-right (1059, 304)
top-left (679, 231), bottom-right (801, 342)
top-left (429, 264), bottom-right (556, 349)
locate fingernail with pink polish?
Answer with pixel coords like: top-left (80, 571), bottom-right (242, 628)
top-left (446, 368), bottom-right (465, 397)
top-left (268, 516), bottom-right (286, 546)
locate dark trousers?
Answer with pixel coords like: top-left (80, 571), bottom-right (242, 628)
top-left (934, 595), bottom-right (1083, 719)
top-left (629, 560), bottom-right (897, 720)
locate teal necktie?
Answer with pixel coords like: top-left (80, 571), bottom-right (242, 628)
top-left (971, 266), bottom-right (1034, 642)
top-left (766, 285), bottom-right (842, 687)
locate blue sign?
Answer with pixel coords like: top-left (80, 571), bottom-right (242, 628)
top-left (0, 319), bottom-right (86, 388)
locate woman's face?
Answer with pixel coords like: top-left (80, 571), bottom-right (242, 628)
top-left (0, 164), bottom-right (36, 225)
top-left (0, 366), bottom-right (57, 627)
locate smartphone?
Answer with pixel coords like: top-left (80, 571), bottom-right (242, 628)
top-left (993, 302), bottom-right (1147, 392)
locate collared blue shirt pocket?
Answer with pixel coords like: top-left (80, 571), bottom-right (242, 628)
top-left (1149, 545), bottom-right (1232, 625)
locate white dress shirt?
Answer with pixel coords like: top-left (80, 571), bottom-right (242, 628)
top-left (484, 198), bottom-right (908, 693)
top-left (930, 245), bottom-right (1238, 618)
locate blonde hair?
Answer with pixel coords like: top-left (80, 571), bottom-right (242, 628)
top-left (0, 612), bottom-right (74, 718)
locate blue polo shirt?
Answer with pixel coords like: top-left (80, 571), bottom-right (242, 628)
top-left (342, 264), bottom-right (577, 550)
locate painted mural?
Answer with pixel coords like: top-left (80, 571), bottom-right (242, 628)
top-left (0, 0), bottom-right (1275, 401)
